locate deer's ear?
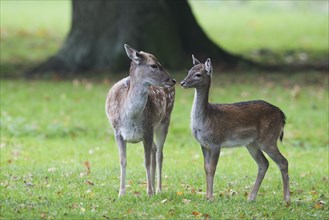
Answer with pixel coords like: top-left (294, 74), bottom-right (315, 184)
top-left (124, 44), bottom-right (142, 64)
top-left (205, 58), bottom-right (212, 75)
top-left (192, 54), bottom-right (201, 66)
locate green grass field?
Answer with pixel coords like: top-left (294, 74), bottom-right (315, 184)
top-left (1, 73), bottom-right (328, 219)
top-left (190, 1), bottom-right (328, 52)
top-left (1, 1), bottom-right (329, 219)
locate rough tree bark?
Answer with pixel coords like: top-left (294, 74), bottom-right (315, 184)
top-left (27, 0), bottom-right (250, 77)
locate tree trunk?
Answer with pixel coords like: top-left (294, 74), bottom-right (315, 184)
top-left (27, 0), bottom-right (248, 77)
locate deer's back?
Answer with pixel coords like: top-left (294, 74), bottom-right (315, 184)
top-left (211, 100), bottom-right (285, 128)
top-left (106, 77), bottom-right (175, 135)
top-left (193, 100), bottom-right (285, 148)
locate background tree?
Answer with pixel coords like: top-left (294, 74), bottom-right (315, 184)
top-left (28, 0), bottom-right (251, 76)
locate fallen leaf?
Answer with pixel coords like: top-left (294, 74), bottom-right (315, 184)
top-left (138, 180), bottom-right (147, 186)
top-left (228, 189), bottom-right (237, 196)
top-left (177, 191), bottom-right (183, 196)
top-left (40, 212), bottom-right (47, 219)
top-left (181, 183), bottom-right (191, 189)
top-left (192, 211), bottom-right (202, 216)
top-left (182, 199), bottom-right (191, 204)
top-left (203, 213), bottom-right (211, 219)
top-left (161, 199), bottom-right (168, 204)
top-left (24, 181), bottom-right (34, 187)
top-left (133, 191), bottom-right (141, 196)
top-left (48, 168), bottom-right (56, 172)
top-left (168, 209), bottom-right (175, 215)
top-left (291, 85), bottom-right (301, 99)
top-left (310, 190), bottom-right (318, 195)
top-left (83, 161), bottom-right (91, 175)
top-left (314, 201), bottom-right (324, 209)
top-left (238, 212), bottom-right (245, 218)
top-left (85, 180), bottom-right (94, 185)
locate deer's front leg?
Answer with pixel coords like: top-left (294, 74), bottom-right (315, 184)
top-left (201, 146), bottom-right (220, 200)
top-left (151, 144), bottom-right (156, 192)
top-left (115, 133), bottom-right (127, 197)
top-left (143, 137), bottom-right (155, 196)
top-left (155, 147), bottom-right (163, 193)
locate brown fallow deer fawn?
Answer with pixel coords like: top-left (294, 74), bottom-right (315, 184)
top-left (180, 55), bottom-right (290, 203)
top-left (105, 44), bottom-right (176, 197)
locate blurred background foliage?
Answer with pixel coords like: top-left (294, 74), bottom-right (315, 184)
top-left (0, 0), bottom-right (328, 76)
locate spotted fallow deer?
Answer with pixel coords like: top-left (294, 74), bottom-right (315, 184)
top-left (105, 44), bottom-right (176, 197)
top-left (180, 55), bottom-right (290, 203)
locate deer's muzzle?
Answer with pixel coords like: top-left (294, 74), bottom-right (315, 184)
top-left (164, 78), bottom-right (176, 87)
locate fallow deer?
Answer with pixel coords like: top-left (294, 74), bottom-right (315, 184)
top-left (180, 55), bottom-right (290, 203)
top-left (105, 44), bottom-right (176, 197)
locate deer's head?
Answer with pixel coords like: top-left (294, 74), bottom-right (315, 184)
top-left (124, 44), bottom-right (176, 88)
top-left (180, 55), bottom-right (212, 89)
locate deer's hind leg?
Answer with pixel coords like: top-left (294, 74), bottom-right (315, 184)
top-left (246, 143), bottom-right (269, 201)
top-left (262, 144), bottom-right (290, 203)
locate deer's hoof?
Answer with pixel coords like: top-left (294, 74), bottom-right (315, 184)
top-left (206, 195), bottom-right (214, 201)
top-left (147, 189), bottom-right (155, 197)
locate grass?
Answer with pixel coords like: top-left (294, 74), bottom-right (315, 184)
top-left (1, 0), bottom-right (329, 219)
top-left (0, 0), bottom-right (70, 76)
top-left (190, 1), bottom-right (328, 52)
top-left (1, 73), bottom-right (328, 219)
top-left (189, 0), bottom-right (329, 65)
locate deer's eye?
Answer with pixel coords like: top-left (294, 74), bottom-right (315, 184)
top-left (195, 73), bottom-right (201, 78)
top-left (150, 64), bottom-right (158, 69)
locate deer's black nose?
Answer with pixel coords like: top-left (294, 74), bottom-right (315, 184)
top-left (180, 80), bottom-right (186, 86)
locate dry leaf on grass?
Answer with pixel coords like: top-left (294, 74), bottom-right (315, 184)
top-left (83, 161), bottom-right (91, 175)
top-left (182, 199), bottom-right (191, 204)
top-left (85, 180), bottom-right (94, 185)
top-left (192, 211), bottom-right (202, 216)
top-left (314, 201), bottom-right (325, 209)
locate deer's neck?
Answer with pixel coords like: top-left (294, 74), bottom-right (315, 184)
top-left (125, 77), bottom-right (149, 118)
top-left (192, 84), bottom-right (210, 121)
